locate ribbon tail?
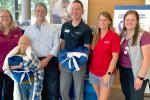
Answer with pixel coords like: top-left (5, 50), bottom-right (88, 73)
top-left (68, 58), bottom-right (72, 69)
top-left (61, 57), bottom-right (69, 64)
top-left (20, 73), bottom-right (25, 84)
top-left (72, 57), bottom-right (80, 71)
top-left (26, 71), bottom-right (32, 85)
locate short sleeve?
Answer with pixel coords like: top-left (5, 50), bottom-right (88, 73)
top-left (112, 33), bottom-right (120, 53)
top-left (60, 24), bottom-right (65, 39)
top-left (140, 31), bottom-right (150, 46)
top-left (83, 27), bottom-right (92, 44)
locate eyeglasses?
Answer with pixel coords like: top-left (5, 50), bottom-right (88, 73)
top-left (0, 16), bottom-right (10, 19)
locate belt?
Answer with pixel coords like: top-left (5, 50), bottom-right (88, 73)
top-left (38, 57), bottom-right (46, 60)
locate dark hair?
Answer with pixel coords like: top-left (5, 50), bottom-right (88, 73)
top-left (35, 2), bottom-right (47, 13)
top-left (73, 0), bottom-right (83, 9)
top-left (121, 10), bottom-right (140, 45)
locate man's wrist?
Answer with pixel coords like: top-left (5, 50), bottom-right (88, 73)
top-left (46, 54), bottom-right (53, 61)
top-left (137, 76), bottom-right (144, 81)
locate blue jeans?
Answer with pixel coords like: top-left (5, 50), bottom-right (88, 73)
top-left (19, 84), bottom-right (34, 100)
top-left (41, 57), bottom-right (60, 100)
top-left (119, 65), bottom-right (148, 100)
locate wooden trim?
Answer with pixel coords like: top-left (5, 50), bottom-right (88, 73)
top-left (88, 0), bottom-right (145, 26)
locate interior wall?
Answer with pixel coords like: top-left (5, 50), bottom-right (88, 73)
top-left (88, 0), bottom-right (145, 26)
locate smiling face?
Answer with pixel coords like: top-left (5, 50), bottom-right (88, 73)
top-left (18, 35), bottom-right (30, 53)
top-left (70, 2), bottom-right (84, 20)
top-left (124, 13), bottom-right (138, 31)
top-left (97, 12), bottom-right (112, 32)
top-left (35, 4), bottom-right (47, 23)
top-left (98, 15), bottom-right (111, 30)
top-left (0, 10), bottom-right (12, 27)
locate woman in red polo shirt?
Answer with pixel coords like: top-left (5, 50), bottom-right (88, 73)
top-left (89, 11), bottom-right (120, 100)
top-left (0, 9), bottom-right (23, 100)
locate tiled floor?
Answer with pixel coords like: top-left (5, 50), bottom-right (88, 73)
top-left (84, 76), bottom-right (150, 100)
top-left (110, 74), bottom-right (150, 100)
top-left (109, 86), bottom-right (150, 100)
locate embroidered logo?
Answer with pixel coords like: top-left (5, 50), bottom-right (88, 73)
top-left (75, 32), bottom-right (82, 35)
top-left (104, 41), bottom-right (110, 44)
top-left (13, 35), bottom-right (19, 38)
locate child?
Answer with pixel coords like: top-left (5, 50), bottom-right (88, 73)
top-left (3, 35), bottom-right (44, 100)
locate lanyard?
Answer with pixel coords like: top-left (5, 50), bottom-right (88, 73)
top-left (121, 36), bottom-right (130, 55)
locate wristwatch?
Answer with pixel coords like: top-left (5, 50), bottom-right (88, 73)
top-left (107, 72), bottom-right (112, 75)
top-left (138, 76), bottom-right (144, 81)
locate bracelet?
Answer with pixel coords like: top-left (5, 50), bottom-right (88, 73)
top-left (107, 72), bottom-right (112, 75)
top-left (138, 76), bottom-right (144, 81)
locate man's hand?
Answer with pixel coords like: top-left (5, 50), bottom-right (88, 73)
top-left (38, 54), bottom-right (53, 69)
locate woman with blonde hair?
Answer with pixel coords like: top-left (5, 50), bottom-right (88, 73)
top-left (0, 9), bottom-right (23, 100)
top-left (89, 11), bottom-right (120, 100)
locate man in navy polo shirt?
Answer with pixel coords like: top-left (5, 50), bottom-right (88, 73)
top-left (60, 0), bottom-right (92, 100)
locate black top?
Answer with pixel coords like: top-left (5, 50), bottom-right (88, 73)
top-left (60, 20), bottom-right (92, 51)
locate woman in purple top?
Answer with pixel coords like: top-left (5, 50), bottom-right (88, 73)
top-left (118, 10), bottom-right (150, 100)
top-left (0, 9), bottom-right (23, 100)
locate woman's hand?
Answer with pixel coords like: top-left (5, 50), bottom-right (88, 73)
top-left (134, 78), bottom-right (143, 90)
top-left (100, 74), bottom-right (111, 87)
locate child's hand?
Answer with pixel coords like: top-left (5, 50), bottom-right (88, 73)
top-left (18, 62), bottom-right (23, 69)
top-left (10, 63), bottom-right (23, 70)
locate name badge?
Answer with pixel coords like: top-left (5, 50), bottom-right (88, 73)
top-left (124, 51), bottom-right (128, 54)
top-left (124, 46), bottom-right (129, 54)
top-left (64, 29), bottom-right (70, 33)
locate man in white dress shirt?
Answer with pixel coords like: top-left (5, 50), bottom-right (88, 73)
top-left (24, 3), bottom-right (60, 100)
